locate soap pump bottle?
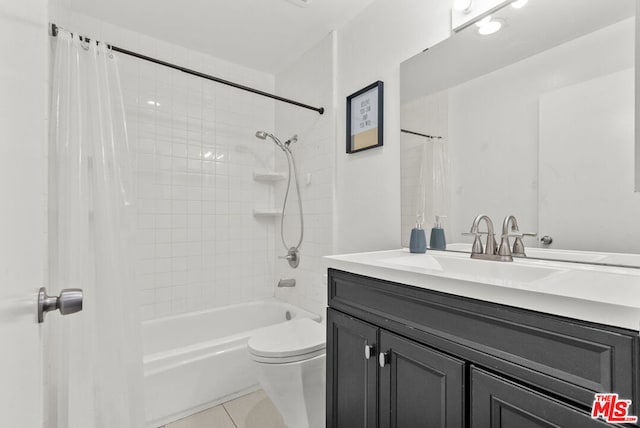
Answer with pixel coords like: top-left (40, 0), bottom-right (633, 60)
top-left (409, 216), bottom-right (427, 254)
top-left (429, 215), bottom-right (447, 250)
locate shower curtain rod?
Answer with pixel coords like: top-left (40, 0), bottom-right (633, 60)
top-left (401, 129), bottom-right (443, 140)
top-left (49, 23), bottom-right (325, 115)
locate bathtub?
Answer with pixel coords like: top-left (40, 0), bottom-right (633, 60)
top-left (143, 298), bottom-right (321, 427)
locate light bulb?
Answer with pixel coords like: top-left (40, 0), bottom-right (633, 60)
top-left (476, 17), bottom-right (503, 35)
top-left (476, 16), bottom-right (493, 27)
top-left (454, 0), bottom-right (473, 13)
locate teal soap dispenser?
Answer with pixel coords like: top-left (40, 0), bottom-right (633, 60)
top-left (409, 216), bottom-right (427, 253)
top-left (429, 215), bottom-right (447, 250)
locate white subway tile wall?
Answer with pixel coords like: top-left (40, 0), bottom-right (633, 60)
top-left (118, 53), bottom-right (278, 320)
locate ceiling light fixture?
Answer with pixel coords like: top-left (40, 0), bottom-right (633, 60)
top-left (476, 16), bottom-right (503, 35)
top-left (453, 0), bottom-right (474, 13)
top-left (511, 0), bottom-right (528, 9)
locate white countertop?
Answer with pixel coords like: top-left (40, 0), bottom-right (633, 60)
top-left (324, 249), bottom-right (640, 331)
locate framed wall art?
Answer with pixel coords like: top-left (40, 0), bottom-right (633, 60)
top-left (346, 80), bottom-right (384, 154)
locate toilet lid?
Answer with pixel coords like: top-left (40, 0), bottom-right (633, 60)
top-left (248, 318), bottom-right (326, 360)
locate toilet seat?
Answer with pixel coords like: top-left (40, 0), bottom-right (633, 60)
top-left (248, 318), bottom-right (326, 364)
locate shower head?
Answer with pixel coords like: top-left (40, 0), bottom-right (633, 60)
top-left (255, 130), bottom-right (286, 150)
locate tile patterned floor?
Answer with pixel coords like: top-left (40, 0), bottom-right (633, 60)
top-left (161, 390), bottom-right (286, 428)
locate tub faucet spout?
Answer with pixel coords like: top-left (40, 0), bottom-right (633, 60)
top-left (278, 279), bottom-right (296, 288)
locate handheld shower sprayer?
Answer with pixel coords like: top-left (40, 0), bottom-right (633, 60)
top-left (255, 130), bottom-right (304, 268)
top-left (255, 131), bottom-right (285, 151)
top-left (255, 131), bottom-right (298, 151)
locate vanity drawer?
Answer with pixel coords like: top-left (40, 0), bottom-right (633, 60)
top-left (328, 269), bottom-right (639, 412)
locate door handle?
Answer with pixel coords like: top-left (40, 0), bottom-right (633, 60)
top-left (364, 344), bottom-right (376, 360)
top-left (379, 351), bottom-right (390, 368)
top-left (38, 287), bottom-right (83, 323)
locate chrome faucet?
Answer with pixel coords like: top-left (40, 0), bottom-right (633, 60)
top-left (498, 215), bottom-right (537, 258)
top-left (464, 214), bottom-right (506, 261)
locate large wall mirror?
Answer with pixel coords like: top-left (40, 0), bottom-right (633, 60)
top-left (400, 0), bottom-right (640, 266)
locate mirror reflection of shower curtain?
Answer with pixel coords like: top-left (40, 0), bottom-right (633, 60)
top-left (48, 30), bottom-right (144, 427)
top-left (432, 138), bottom-right (449, 232)
top-left (413, 138), bottom-right (449, 235)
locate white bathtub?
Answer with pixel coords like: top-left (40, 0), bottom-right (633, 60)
top-left (143, 298), bottom-right (321, 427)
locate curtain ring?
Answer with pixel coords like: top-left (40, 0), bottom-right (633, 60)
top-left (80, 36), bottom-right (90, 51)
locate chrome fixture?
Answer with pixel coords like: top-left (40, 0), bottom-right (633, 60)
top-left (379, 351), bottom-right (390, 368)
top-left (279, 247), bottom-right (300, 268)
top-left (255, 131), bottom-right (304, 269)
top-left (463, 214), bottom-right (513, 262)
top-left (464, 215), bottom-right (537, 262)
top-left (364, 344), bottom-right (376, 360)
top-left (278, 278), bottom-right (296, 288)
top-left (498, 215), bottom-right (537, 258)
top-left (540, 235), bottom-right (553, 246)
top-left (37, 287), bottom-right (83, 323)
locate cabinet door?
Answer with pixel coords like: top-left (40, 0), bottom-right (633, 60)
top-left (327, 309), bottom-right (379, 428)
top-left (379, 331), bottom-right (465, 428)
top-left (471, 367), bottom-right (613, 428)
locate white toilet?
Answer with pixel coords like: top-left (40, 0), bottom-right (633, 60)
top-left (247, 317), bottom-right (326, 428)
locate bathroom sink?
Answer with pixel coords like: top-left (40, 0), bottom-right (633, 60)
top-left (378, 252), bottom-right (565, 286)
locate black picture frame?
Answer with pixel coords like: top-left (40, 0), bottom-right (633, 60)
top-left (346, 81), bottom-right (384, 154)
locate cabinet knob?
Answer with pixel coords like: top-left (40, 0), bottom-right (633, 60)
top-left (379, 351), bottom-right (390, 368)
top-left (364, 344), bottom-right (376, 360)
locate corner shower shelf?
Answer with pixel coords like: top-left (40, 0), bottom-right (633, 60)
top-left (253, 171), bottom-right (287, 182)
top-left (253, 208), bottom-right (282, 218)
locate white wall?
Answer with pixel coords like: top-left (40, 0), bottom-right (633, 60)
top-left (447, 18), bottom-right (633, 242)
top-left (335, 0), bottom-right (451, 254)
top-left (274, 33), bottom-right (336, 317)
top-left (0, 0), bottom-right (48, 426)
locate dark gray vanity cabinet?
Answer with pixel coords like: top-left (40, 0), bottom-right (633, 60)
top-left (378, 330), bottom-right (465, 428)
top-left (327, 309), bottom-right (465, 428)
top-left (326, 268), bottom-right (640, 428)
top-left (326, 309), bottom-right (378, 428)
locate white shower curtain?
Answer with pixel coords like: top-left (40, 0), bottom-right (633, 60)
top-left (48, 29), bottom-right (144, 427)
